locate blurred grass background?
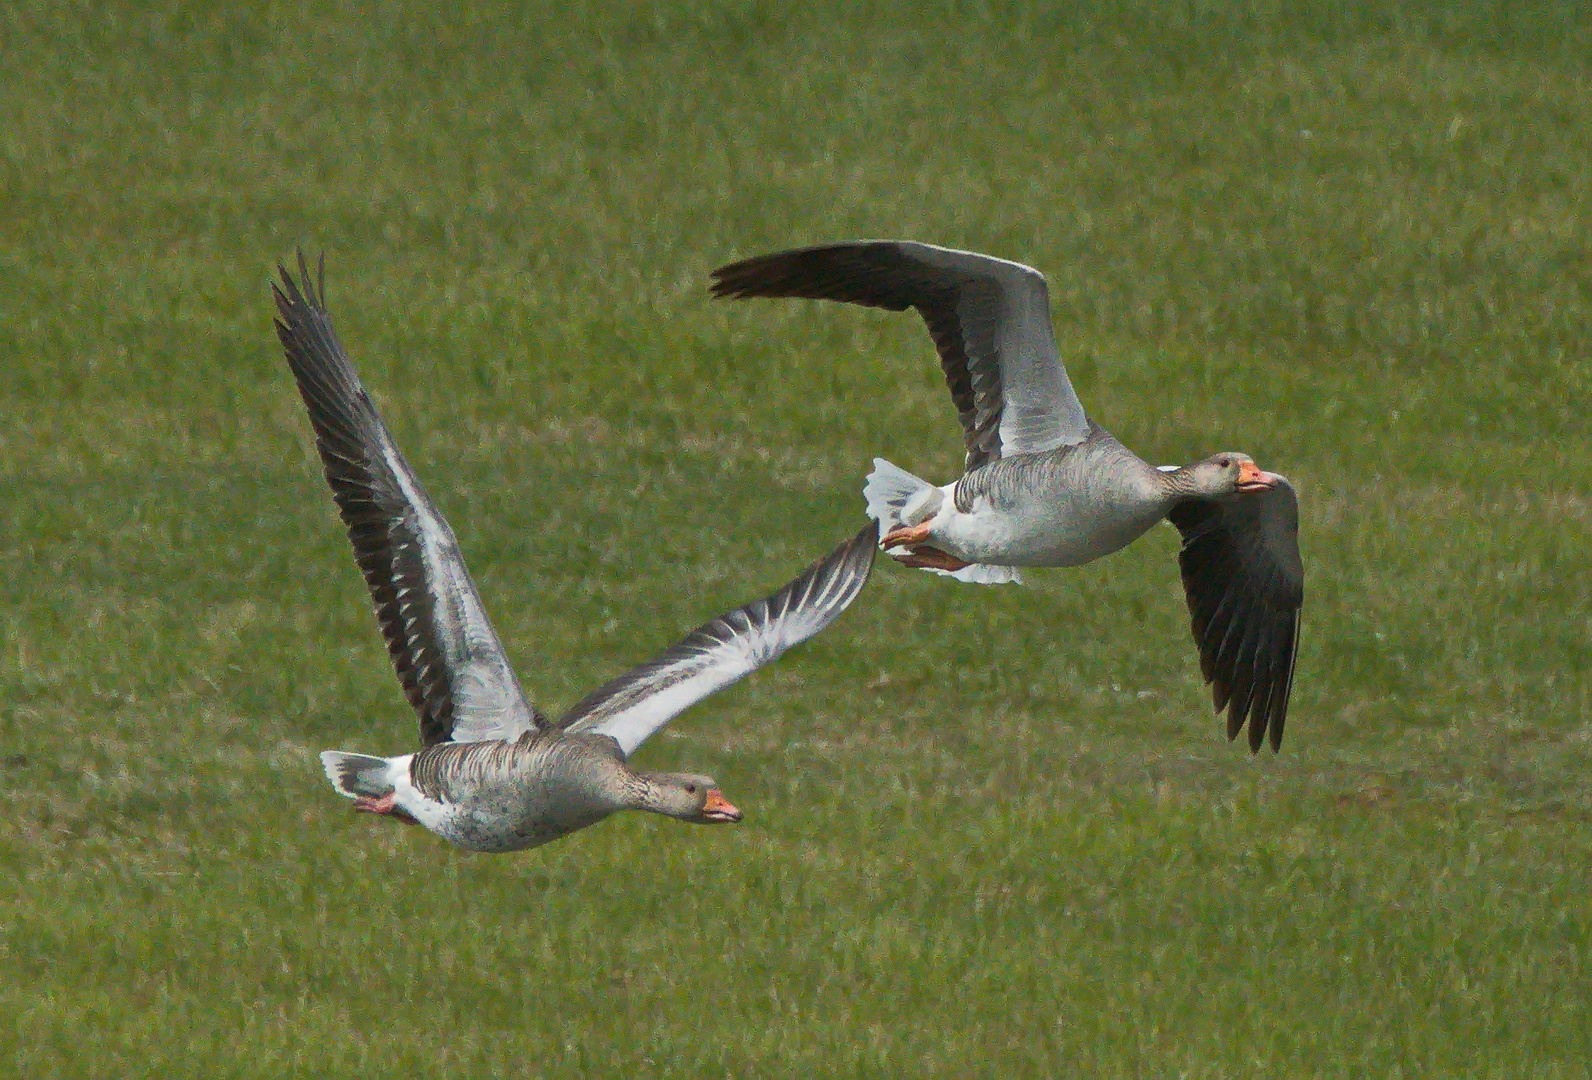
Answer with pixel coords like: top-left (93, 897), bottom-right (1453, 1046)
top-left (3, 1), bottom-right (1591, 1075)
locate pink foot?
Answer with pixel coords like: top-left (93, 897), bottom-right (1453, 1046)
top-left (353, 792), bottom-right (398, 814)
top-left (881, 522), bottom-right (933, 550)
top-left (351, 792), bottom-right (418, 824)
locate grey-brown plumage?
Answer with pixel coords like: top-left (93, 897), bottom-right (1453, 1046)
top-left (275, 253), bottom-right (876, 850)
top-left (274, 254), bottom-right (543, 748)
top-left (713, 240), bottom-right (1305, 753)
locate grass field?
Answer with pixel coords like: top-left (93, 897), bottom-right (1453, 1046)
top-left (4, 1), bottom-right (1592, 1075)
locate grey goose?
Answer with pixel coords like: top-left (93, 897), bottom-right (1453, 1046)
top-left (274, 255), bottom-right (875, 851)
top-left (711, 241), bottom-right (1303, 752)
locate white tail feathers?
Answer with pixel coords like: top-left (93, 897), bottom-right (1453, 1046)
top-left (861, 458), bottom-right (1023, 586)
top-left (863, 458), bottom-right (941, 532)
top-left (321, 751), bottom-right (396, 799)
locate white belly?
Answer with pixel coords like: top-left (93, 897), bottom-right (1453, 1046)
top-left (397, 771), bottom-right (615, 853)
top-left (936, 488), bottom-right (1165, 568)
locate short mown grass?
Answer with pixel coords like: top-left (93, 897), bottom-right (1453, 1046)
top-left (3, 2), bottom-right (1591, 1076)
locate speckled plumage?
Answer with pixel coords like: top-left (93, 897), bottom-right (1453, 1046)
top-left (275, 254), bottom-right (876, 851)
top-left (402, 733), bottom-right (632, 852)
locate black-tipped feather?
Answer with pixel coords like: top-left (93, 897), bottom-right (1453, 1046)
top-left (559, 524), bottom-right (878, 757)
top-left (712, 241), bottom-right (1087, 471)
top-left (1169, 479), bottom-right (1303, 753)
top-left (712, 244), bottom-right (997, 464)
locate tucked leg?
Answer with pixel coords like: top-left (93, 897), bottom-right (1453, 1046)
top-left (353, 793), bottom-right (420, 824)
top-left (893, 546), bottom-right (972, 572)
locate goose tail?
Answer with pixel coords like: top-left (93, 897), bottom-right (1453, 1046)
top-left (320, 751), bottom-right (398, 799)
top-left (863, 459), bottom-right (1023, 585)
top-left (863, 458), bottom-right (942, 533)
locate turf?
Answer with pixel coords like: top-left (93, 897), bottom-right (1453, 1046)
top-left (3, 1), bottom-right (1591, 1076)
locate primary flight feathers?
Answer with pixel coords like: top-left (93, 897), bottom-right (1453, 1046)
top-left (712, 240), bottom-right (1090, 471)
top-left (561, 527), bottom-right (877, 757)
top-left (274, 254), bottom-right (544, 747)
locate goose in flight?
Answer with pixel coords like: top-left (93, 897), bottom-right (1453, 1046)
top-left (275, 255), bottom-right (875, 851)
top-left (711, 241), bottom-right (1302, 752)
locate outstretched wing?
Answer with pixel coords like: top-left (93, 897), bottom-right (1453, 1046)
top-left (711, 241), bottom-right (1089, 472)
top-left (559, 525), bottom-right (877, 758)
top-left (1168, 478), bottom-right (1304, 752)
top-left (273, 253), bottom-right (546, 747)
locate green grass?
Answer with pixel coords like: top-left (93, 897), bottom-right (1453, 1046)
top-left (4, 1), bottom-right (1592, 1075)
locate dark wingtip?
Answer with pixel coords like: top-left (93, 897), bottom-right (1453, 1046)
top-left (1247, 708), bottom-right (1265, 753)
top-left (1214, 662), bottom-right (1290, 754)
top-left (850, 518), bottom-right (882, 559)
top-left (708, 260), bottom-right (760, 301)
top-left (274, 248), bottom-right (328, 316)
top-left (850, 520), bottom-right (882, 582)
top-left (1268, 688), bottom-right (1290, 752)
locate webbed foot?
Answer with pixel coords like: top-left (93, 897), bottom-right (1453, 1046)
top-left (881, 522), bottom-right (934, 550)
top-left (352, 792), bottom-right (418, 824)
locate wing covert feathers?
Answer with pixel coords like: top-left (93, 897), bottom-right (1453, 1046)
top-left (712, 240), bottom-right (1089, 470)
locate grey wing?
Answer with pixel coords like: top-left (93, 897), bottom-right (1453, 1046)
top-left (711, 240), bottom-right (1089, 471)
top-left (273, 254), bottom-right (546, 747)
top-left (559, 525), bottom-right (877, 758)
top-left (1167, 478), bottom-right (1304, 752)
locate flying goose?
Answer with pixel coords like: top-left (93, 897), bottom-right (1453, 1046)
top-left (274, 255), bottom-right (876, 851)
top-left (711, 241), bottom-right (1303, 752)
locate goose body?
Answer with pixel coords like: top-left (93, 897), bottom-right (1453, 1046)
top-left (908, 426), bottom-right (1171, 569)
top-left (713, 241), bottom-right (1304, 751)
top-left (275, 255), bottom-right (876, 851)
top-left (330, 735), bottom-right (632, 853)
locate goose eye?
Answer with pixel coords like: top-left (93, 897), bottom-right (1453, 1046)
top-left (685, 783), bottom-right (697, 794)
top-left (1218, 456), bottom-right (1232, 468)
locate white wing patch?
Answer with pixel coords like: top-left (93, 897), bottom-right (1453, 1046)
top-left (986, 262), bottom-right (1087, 457)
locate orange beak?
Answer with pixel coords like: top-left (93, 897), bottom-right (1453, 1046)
top-left (700, 789), bottom-right (744, 824)
top-left (1236, 460), bottom-right (1280, 493)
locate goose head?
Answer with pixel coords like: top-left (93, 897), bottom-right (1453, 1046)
top-left (636, 772), bottom-right (744, 824)
top-left (1176, 453), bottom-right (1280, 498)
